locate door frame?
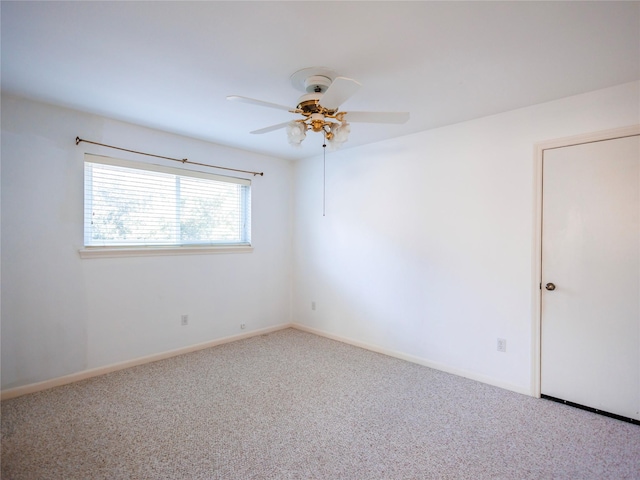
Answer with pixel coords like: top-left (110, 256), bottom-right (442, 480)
top-left (532, 124), bottom-right (640, 397)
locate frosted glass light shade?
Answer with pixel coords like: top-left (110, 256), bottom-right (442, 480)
top-left (286, 121), bottom-right (307, 146)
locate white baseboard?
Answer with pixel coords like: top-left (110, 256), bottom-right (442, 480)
top-left (291, 323), bottom-right (532, 397)
top-left (1, 323), bottom-right (293, 401)
top-left (2, 322), bottom-right (531, 401)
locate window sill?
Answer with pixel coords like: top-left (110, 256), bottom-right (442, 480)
top-left (79, 245), bottom-right (253, 259)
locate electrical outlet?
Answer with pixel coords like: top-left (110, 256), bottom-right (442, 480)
top-left (240, 323), bottom-right (246, 330)
top-left (311, 301), bottom-right (316, 311)
top-left (181, 315), bottom-right (189, 326)
top-left (497, 338), bottom-right (507, 353)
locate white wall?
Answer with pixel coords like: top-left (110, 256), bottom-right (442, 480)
top-left (292, 81), bottom-right (640, 395)
top-left (1, 95), bottom-right (293, 390)
top-left (3, 82), bottom-right (638, 395)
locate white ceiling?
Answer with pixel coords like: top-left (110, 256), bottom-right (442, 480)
top-left (2, 1), bottom-right (639, 161)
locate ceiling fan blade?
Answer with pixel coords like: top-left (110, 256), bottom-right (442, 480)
top-left (227, 95), bottom-right (295, 112)
top-left (343, 111), bottom-right (410, 124)
top-left (250, 121), bottom-right (291, 134)
top-left (320, 77), bottom-right (362, 109)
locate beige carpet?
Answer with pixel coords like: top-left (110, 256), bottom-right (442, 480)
top-left (2, 328), bottom-right (639, 479)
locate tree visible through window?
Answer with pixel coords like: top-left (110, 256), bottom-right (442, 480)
top-left (84, 155), bottom-right (251, 247)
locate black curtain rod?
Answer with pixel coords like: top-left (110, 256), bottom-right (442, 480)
top-left (75, 137), bottom-right (264, 177)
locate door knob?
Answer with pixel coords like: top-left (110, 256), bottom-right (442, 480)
top-left (545, 283), bottom-right (556, 291)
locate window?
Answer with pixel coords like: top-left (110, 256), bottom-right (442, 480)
top-left (83, 154), bottom-right (251, 251)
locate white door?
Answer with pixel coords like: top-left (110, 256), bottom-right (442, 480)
top-left (541, 134), bottom-right (640, 421)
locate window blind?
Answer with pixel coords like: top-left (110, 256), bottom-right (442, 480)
top-left (84, 154), bottom-right (251, 247)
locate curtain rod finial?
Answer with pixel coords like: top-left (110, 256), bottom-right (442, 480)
top-left (75, 136), bottom-right (82, 145)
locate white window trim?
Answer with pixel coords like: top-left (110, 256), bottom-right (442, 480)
top-left (81, 154), bottom-right (253, 258)
top-left (79, 244), bottom-right (253, 259)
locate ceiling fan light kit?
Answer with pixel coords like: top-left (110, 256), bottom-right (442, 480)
top-left (227, 67), bottom-right (409, 149)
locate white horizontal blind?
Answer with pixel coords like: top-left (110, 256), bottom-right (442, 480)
top-left (84, 154), bottom-right (251, 247)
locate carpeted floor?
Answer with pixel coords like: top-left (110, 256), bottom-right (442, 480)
top-left (2, 328), bottom-right (639, 479)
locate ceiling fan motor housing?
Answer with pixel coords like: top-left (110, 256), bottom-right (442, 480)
top-left (292, 67), bottom-right (340, 116)
top-left (297, 93), bottom-right (322, 113)
top-left (296, 92), bottom-right (339, 117)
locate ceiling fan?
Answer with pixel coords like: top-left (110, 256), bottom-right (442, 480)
top-left (227, 67), bottom-right (410, 148)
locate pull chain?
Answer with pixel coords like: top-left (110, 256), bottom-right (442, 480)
top-left (322, 132), bottom-right (326, 217)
